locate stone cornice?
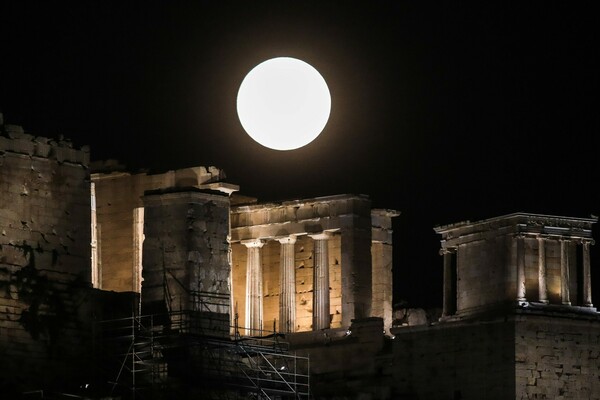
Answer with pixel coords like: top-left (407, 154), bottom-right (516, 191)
top-left (142, 188), bottom-right (230, 207)
top-left (231, 194), bottom-right (370, 214)
top-left (230, 214), bottom-right (367, 242)
top-left (434, 212), bottom-right (597, 246)
top-left (231, 194), bottom-right (371, 230)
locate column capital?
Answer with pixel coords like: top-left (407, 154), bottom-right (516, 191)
top-left (308, 231), bottom-right (333, 241)
top-left (582, 239), bottom-right (595, 246)
top-left (276, 235), bottom-right (297, 245)
top-left (242, 239), bottom-right (265, 248)
top-left (439, 247), bottom-right (456, 256)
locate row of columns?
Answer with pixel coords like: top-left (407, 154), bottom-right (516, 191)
top-left (441, 236), bottom-right (594, 317)
top-left (516, 235), bottom-right (593, 307)
top-left (242, 232), bottom-right (332, 335)
top-left (517, 235), bottom-right (593, 307)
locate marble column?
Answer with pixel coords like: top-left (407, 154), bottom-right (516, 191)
top-left (516, 235), bottom-right (527, 302)
top-left (441, 248), bottom-right (455, 317)
top-left (277, 235), bottom-right (297, 333)
top-left (537, 236), bottom-right (548, 304)
top-left (561, 239), bottom-right (571, 305)
top-left (243, 239), bottom-right (265, 335)
top-left (583, 240), bottom-right (593, 307)
top-left (310, 232), bottom-right (331, 330)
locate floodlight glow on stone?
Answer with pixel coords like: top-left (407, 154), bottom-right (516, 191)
top-left (237, 57), bottom-right (331, 151)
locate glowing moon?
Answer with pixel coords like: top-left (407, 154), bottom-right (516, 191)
top-left (237, 57), bottom-right (331, 151)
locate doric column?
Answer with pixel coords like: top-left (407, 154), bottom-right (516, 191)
top-left (560, 239), bottom-right (571, 305)
top-left (243, 239), bottom-right (265, 335)
top-left (537, 236), bottom-right (548, 304)
top-left (441, 248), bottom-right (456, 317)
top-left (583, 240), bottom-right (593, 307)
top-left (310, 232), bottom-right (331, 330)
top-left (90, 182), bottom-right (100, 289)
top-left (277, 235), bottom-right (297, 333)
top-left (516, 235), bottom-right (526, 302)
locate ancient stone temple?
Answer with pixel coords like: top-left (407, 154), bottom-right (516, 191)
top-left (229, 195), bottom-right (398, 335)
top-left (391, 213), bottom-right (600, 399)
top-left (435, 213), bottom-right (597, 317)
top-left (91, 165), bottom-right (398, 338)
top-left (1, 116), bottom-right (599, 399)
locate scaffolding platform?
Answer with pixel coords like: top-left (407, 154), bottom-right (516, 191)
top-left (93, 311), bottom-right (311, 399)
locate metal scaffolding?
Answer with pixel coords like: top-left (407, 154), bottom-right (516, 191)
top-left (94, 310), bottom-right (310, 399)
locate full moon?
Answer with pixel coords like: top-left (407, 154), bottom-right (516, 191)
top-left (236, 57), bottom-right (331, 151)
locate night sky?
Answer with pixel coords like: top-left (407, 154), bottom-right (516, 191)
top-left (1, 1), bottom-right (599, 309)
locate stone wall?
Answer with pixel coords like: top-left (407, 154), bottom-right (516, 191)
top-left (391, 318), bottom-right (516, 399)
top-left (515, 313), bottom-right (600, 399)
top-left (391, 311), bottom-right (600, 399)
top-left (456, 235), bottom-right (514, 314)
top-left (288, 317), bottom-right (391, 399)
top-left (0, 122), bottom-right (93, 390)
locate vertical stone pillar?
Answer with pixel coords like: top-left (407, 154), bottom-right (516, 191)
top-left (516, 235), bottom-right (526, 302)
top-left (441, 248), bottom-right (455, 317)
top-left (243, 239), bottom-right (265, 335)
top-left (537, 236), bottom-right (548, 304)
top-left (132, 207), bottom-right (144, 294)
top-left (583, 240), bottom-right (593, 307)
top-left (310, 232), bottom-right (331, 330)
top-left (339, 198), bottom-right (373, 327)
top-left (90, 181), bottom-right (100, 289)
top-left (277, 236), bottom-right (297, 333)
top-left (561, 239), bottom-right (571, 305)
top-left (141, 190), bottom-right (232, 338)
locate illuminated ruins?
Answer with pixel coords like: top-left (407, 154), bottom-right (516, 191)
top-left (1, 115), bottom-right (600, 399)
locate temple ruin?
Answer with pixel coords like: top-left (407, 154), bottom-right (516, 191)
top-left (1, 115), bottom-right (600, 399)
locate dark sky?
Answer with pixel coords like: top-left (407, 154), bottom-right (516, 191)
top-left (1, 1), bottom-right (599, 309)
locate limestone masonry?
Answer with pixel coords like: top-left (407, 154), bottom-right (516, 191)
top-left (1, 115), bottom-right (599, 399)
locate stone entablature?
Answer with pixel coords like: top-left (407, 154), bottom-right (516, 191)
top-left (435, 213), bottom-right (596, 245)
top-left (91, 165), bottom-right (236, 207)
top-left (231, 194), bottom-right (372, 241)
top-left (435, 213), bottom-right (598, 319)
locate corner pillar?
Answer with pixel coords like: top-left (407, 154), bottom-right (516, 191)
top-left (441, 247), bottom-right (456, 318)
top-left (583, 240), bottom-right (594, 307)
top-left (537, 236), bottom-right (549, 304)
top-left (516, 235), bottom-right (526, 302)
